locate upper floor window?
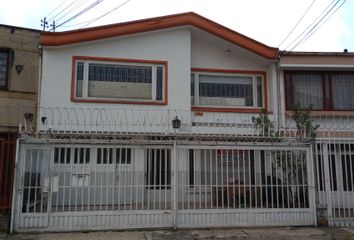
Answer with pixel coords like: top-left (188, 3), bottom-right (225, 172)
top-left (73, 57), bottom-right (167, 104)
top-left (285, 71), bottom-right (354, 110)
top-left (0, 49), bottom-right (10, 89)
top-left (191, 69), bottom-right (265, 109)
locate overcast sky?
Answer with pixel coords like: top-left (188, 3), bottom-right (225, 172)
top-left (1, 0), bottom-right (353, 52)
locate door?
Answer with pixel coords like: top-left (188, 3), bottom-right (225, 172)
top-left (18, 148), bottom-right (51, 228)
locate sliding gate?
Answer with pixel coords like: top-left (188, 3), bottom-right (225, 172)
top-left (13, 142), bottom-right (316, 232)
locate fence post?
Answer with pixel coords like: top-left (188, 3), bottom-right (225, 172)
top-left (172, 141), bottom-right (178, 229)
top-left (322, 142), bottom-right (333, 225)
top-left (308, 144), bottom-right (317, 226)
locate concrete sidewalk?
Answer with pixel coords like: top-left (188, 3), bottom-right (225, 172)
top-left (1, 227), bottom-right (354, 240)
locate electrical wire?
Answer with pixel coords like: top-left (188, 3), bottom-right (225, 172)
top-left (48, 0), bottom-right (81, 22)
top-left (45, 0), bottom-right (71, 19)
top-left (79, 0), bottom-right (132, 28)
top-left (54, 0), bottom-right (104, 30)
top-left (288, 0), bottom-right (344, 51)
top-left (284, 0), bottom-right (339, 50)
top-left (55, 0), bottom-right (87, 22)
top-left (277, 0), bottom-right (316, 48)
top-left (290, 0), bottom-right (347, 50)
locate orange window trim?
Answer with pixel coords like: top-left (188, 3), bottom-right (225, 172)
top-left (191, 67), bottom-right (268, 113)
top-left (71, 56), bottom-right (168, 105)
top-left (191, 107), bottom-right (264, 113)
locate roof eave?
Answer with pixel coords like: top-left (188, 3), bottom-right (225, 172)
top-left (40, 12), bottom-right (278, 59)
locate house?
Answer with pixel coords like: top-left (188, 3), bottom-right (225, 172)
top-left (278, 51), bottom-right (354, 227)
top-left (10, 12), bottom-right (354, 232)
top-left (0, 24), bottom-right (40, 229)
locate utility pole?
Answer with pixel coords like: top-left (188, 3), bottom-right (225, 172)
top-left (40, 17), bottom-right (49, 31)
top-left (50, 21), bottom-right (56, 32)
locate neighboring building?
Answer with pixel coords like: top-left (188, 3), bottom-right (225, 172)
top-left (278, 51), bottom-right (354, 227)
top-left (0, 25), bottom-right (40, 229)
top-left (9, 13), bottom-right (354, 232)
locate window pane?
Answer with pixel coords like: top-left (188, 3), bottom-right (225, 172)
top-left (76, 62), bottom-right (84, 97)
top-left (156, 66), bottom-right (163, 101)
top-left (88, 63), bottom-right (152, 99)
top-left (0, 51), bottom-right (8, 87)
top-left (332, 73), bottom-right (354, 110)
top-left (191, 74), bottom-right (195, 105)
top-left (286, 73), bottom-right (323, 109)
top-left (257, 76), bottom-right (263, 107)
top-left (198, 75), bottom-right (253, 107)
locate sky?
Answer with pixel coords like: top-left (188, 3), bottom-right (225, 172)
top-left (0, 0), bottom-right (353, 52)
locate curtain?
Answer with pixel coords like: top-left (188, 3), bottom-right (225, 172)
top-left (290, 73), bottom-right (323, 109)
top-left (332, 73), bottom-right (354, 110)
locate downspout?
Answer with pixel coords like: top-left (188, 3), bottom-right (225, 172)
top-left (36, 44), bottom-right (43, 134)
top-left (275, 51), bottom-right (282, 131)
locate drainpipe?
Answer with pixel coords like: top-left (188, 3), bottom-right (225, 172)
top-left (10, 137), bottom-right (20, 233)
top-left (275, 51), bottom-right (282, 130)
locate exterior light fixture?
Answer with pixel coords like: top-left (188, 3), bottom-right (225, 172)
top-left (41, 116), bottom-right (47, 124)
top-left (15, 64), bottom-right (24, 74)
top-left (172, 116), bottom-right (181, 129)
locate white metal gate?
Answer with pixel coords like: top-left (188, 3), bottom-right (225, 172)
top-left (314, 140), bottom-right (354, 227)
top-left (176, 144), bottom-right (316, 227)
top-left (12, 142), bottom-right (316, 232)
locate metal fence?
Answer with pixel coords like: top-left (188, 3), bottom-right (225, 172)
top-left (314, 140), bottom-right (354, 227)
top-left (7, 106), bottom-right (354, 229)
top-left (13, 141), bottom-right (315, 231)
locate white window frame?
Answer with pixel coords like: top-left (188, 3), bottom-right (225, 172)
top-left (74, 59), bottom-right (165, 103)
top-left (191, 71), bottom-right (264, 109)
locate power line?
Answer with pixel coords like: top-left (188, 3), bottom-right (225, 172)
top-left (79, 0), bottom-right (132, 28)
top-left (288, 0), bottom-right (343, 51)
top-left (48, 0), bottom-right (81, 22)
top-left (55, 0), bottom-right (87, 22)
top-left (45, 0), bottom-right (71, 19)
top-left (277, 0), bottom-right (316, 48)
top-left (284, 0), bottom-right (339, 50)
top-left (290, 0), bottom-right (347, 50)
top-left (54, 0), bottom-right (104, 30)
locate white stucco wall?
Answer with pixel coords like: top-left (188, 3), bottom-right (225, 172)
top-left (39, 27), bottom-right (278, 133)
top-left (40, 28), bottom-right (192, 111)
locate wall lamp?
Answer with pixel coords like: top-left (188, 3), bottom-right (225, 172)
top-left (15, 64), bottom-right (24, 74)
top-left (41, 116), bottom-right (47, 124)
top-left (172, 116), bottom-right (181, 129)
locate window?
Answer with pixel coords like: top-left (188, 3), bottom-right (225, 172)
top-left (146, 149), bottom-right (171, 189)
top-left (0, 49), bottom-right (10, 89)
top-left (96, 148), bottom-right (131, 164)
top-left (285, 71), bottom-right (354, 110)
top-left (54, 147), bottom-right (71, 164)
top-left (191, 70), bottom-right (265, 109)
top-left (73, 57), bottom-right (167, 104)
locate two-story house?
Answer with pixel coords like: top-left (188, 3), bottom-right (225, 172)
top-left (10, 12), bottom-right (354, 232)
top-left (0, 24), bottom-right (40, 229)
